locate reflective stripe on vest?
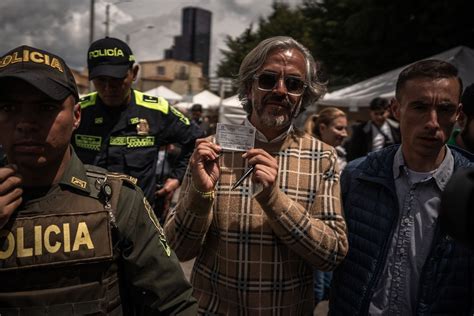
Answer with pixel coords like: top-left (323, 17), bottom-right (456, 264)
top-left (75, 134), bottom-right (102, 151)
top-left (134, 90), bottom-right (169, 113)
top-left (79, 92), bottom-right (98, 109)
top-left (109, 136), bottom-right (155, 147)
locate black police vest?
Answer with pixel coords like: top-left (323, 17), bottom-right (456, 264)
top-left (0, 168), bottom-right (128, 315)
top-left (73, 91), bottom-right (171, 205)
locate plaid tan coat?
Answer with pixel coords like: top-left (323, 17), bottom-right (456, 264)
top-left (164, 130), bottom-right (348, 315)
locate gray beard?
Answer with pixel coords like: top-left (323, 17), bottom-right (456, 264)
top-left (253, 97), bottom-right (294, 129)
top-left (257, 107), bottom-right (290, 128)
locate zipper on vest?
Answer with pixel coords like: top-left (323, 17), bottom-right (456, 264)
top-left (359, 184), bottom-right (400, 315)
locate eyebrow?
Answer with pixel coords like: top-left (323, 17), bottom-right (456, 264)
top-left (260, 70), bottom-right (304, 78)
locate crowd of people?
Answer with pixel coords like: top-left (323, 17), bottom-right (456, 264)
top-left (0, 35), bottom-right (473, 315)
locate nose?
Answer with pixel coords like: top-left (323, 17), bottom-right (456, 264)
top-left (273, 77), bottom-right (288, 95)
top-left (103, 79), bottom-right (114, 90)
top-left (16, 111), bottom-right (39, 134)
top-left (426, 109), bottom-right (440, 130)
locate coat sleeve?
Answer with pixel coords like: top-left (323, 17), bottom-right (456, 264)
top-left (115, 184), bottom-right (197, 315)
top-left (255, 146), bottom-right (348, 271)
top-left (163, 165), bottom-right (214, 261)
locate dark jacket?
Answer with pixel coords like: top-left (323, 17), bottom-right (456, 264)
top-left (72, 90), bottom-right (203, 205)
top-left (0, 150), bottom-right (197, 315)
top-left (329, 145), bottom-right (474, 315)
top-left (345, 119), bottom-right (401, 162)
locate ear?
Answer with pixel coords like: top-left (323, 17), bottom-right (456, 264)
top-left (391, 97), bottom-right (401, 121)
top-left (319, 123), bottom-right (327, 134)
top-left (73, 102), bottom-right (81, 130)
top-left (132, 65), bottom-right (139, 81)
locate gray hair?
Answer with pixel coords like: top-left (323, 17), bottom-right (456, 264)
top-left (236, 36), bottom-right (327, 115)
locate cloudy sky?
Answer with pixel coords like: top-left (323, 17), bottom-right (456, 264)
top-left (0, 0), bottom-right (301, 76)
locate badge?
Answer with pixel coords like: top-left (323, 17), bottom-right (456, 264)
top-left (136, 118), bottom-right (150, 135)
top-left (71, 176), bottom-right (87, 189)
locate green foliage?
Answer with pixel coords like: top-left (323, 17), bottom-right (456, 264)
top-left (216, 0), bottom-right (474, 90)
top-left (216, 4), bottom-right (313, 80)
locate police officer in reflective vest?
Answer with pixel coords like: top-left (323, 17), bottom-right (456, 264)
top-left (0, 45), bottom-right (197, 315)
top-left (72, 37), bottom-right (203, 214)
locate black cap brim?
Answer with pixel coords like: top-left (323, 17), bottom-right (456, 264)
top-left (89, 64), bottom-right (130, 80)
top-left (0, 73), bottom-right (78, 102)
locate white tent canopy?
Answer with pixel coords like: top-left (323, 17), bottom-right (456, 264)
top-left (143, 85), bottom-right (183, 102)
top-left (218, 94), bottom-right (247, 125)
top-left (175, 89), bottom-right (221, 111)
top-left (193, 90), bottom-right (221, 109)
top-left (320, 46), bottom-right (474, 108)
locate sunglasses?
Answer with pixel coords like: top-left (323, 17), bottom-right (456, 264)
top-left (253, 72), bottom-right (307, 96)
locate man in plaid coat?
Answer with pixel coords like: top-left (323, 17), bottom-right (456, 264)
top-left (165, 36), bottom-right (348, 315)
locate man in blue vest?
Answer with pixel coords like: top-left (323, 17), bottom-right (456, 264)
top-left (72, 37), bottom-right (203, 213)
top-left (330, 59), bottom-right (474, 315)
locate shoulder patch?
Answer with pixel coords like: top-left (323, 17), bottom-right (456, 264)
top-left (170, 106), bottom-right (190, 125)
top-left (80, 92), bottom-right (98, 109)
top-left (134, 90), bottom-right (169, 114)
top-left (71, 176), bottom-right (88, 189)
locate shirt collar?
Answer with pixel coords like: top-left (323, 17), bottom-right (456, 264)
top-left (244, 117), bottom-right (293, 143)
top-left (392, 145), bottom-right (454, 190)
top-left (393, 146), bottom-right (405, 179)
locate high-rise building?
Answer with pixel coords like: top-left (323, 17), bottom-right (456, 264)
top-left (165, 7), bottom-right (212, 78)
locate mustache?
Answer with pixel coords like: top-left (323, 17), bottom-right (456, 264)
top-left (262, 94), bottom-right (293, 109)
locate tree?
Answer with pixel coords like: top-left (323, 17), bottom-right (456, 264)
top-left (302, 0), bottom-right (474, 87)
top-left (217, 0), bottom-right (474, 91)
top-left (216, 4), bottom-right (312, 81)
top-left (216, 26), bottom-right (258, 79)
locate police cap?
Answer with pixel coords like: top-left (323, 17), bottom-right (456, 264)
top-left (0, 45), bottom-right (79, 102)
top-left (87, 37), bottom-right (135, 80)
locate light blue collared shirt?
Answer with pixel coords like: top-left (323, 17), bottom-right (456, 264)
top-left (369, 146), bottom-right (454, 315)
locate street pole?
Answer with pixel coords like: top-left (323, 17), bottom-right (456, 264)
top-left (89, 0), bottom-right (95, 44)
top-left (89, 0), bottom-right (95, 92)
top-left (105, 4), bottom-right (110, 37)
top-left (218, 79), bottom-right (225, 120)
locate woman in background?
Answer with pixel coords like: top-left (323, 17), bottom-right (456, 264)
top-left (305, 107), bottom-right (348, 170)
top-left (305, 107), bottom-right (348, 306)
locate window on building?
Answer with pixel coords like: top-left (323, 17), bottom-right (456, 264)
top-left (176, 65), bottom-right (188, 80)
top-left (157, 66), bottom-right (165, 75)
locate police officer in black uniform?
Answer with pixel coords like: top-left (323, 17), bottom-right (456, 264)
top-left (72, 37), bottom-right (203, 212)
top-left (0, 45), bottom-right (197, 314)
